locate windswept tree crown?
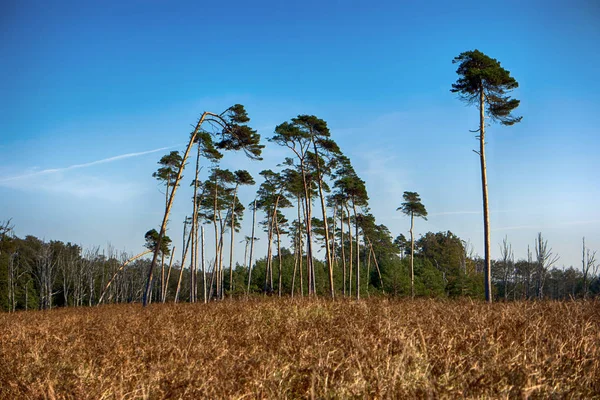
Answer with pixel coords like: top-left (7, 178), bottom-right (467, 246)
top-left (205, 104), bottom-right (264, 160)
top-left (397, 191), bottom-right (428, 219)
top-left (451, 49), bottom-right (522, 126)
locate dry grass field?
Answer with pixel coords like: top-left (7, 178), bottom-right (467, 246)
top-left (1, 299), bottom-right (599, 399)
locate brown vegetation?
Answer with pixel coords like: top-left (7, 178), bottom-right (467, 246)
top-left (1, 299), bottom-right (599, 399)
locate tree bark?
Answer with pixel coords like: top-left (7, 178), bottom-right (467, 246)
top-left (246, 200), bottom-right (257, 296)
top-left (229, 185), bottom-right (239, 296)
top-left (346, 202), bottom-right (353, 297)
top-left (352, 199), bottom-right (360, 300)
top-left (162, 247), bottom-right (176, 303)
top-left (479, 87), bottom-right (492, 303)
top-left (175, 225), bottom-right (192, 303)
top-left (410, 211), bottom-right (415, 299)
top-left (202, 226), bottom-right (207, 303)
top-left (367, 236), bottom-right (384, 292)
top-left (312, 141), bottom-right (335, 298)
top-left (298, 196), bottom-right (304, 298)
top-left (276, 213), bottom-right (283, 297)
top-left (340, 203), bottom-right (346, 297)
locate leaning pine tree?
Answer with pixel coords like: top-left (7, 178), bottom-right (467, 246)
top-left (451, 50), bottom-right (522, 303)
top-left (143, 105), bottom-right (263, 307)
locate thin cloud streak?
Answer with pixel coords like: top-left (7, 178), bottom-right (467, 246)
top-left (429, 210), bottom-right (513, 217)
top-left (493, 219), bottom-right (600, 232)
top-left (0, 144), bottom-right (181, 182)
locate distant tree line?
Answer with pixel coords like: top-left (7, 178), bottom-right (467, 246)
top-left (1, 217), bottom-right (598, 312)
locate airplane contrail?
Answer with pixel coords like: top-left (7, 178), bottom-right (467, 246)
top-left (428, 211), bottom-right (482, 216)
top-left (0, 144), bottom-right (181, 182)
top-left (429, 210), bottom-right (512, 217)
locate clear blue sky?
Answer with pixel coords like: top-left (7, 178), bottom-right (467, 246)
top-left (1, 0), bottom-right (598, 268)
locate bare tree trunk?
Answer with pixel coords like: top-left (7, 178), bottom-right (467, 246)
top-left (346, 202), bottom-right (353, 297)
top-left (191, 142), bottom-right (201, 303)
top-left (340, 203), bottom-right (346, 297)
top-left (298, 196), bottom-right (304, 298)
top-left (366, 242), bottom-right (371, 297)
top-left (98, 250), bottom-right (152, 305)
top-left (247, 200), bottom-right (257, 296)
top-left (332, 203), bottom-right (337, 265)
top-left (352, 199), bottom-right (360, 300)
top-left (190, 212), bottom-right (196, 303)
top-left (312, 141), bottom-right (335, 298)
top-left (162, 247), bottom-right (176, 303)
top-left (202, 226), bottom-right (207, 303)
top-left (243, 238), bottom-right (249, 276)
top-left (367, 236), bottom-right (384, 292)
top-left (276, 213), bottom-right (283, 297)
top-left (175, 225), bottom-right (192, 303)
top-left (264, 207), bottom-right (274, 295)
top-left (160, 252), bottom-right (165, 303)
top-left (410, 211), bottom-right (415, 299)
top-left (217, 221), bottom-right (225, 300)
top-left (291, 227), bottom-right (298, 298)
top-left (229, 185), bottom-right (239, 296)
top-left (300, 165), bottom-right (315, 296)
top-left (583, 237), bottom-right (587, 299)
top-left (208, 261), bottom-right (216, 300)
top-left (213, 171), bottom-right (220, 300)
top-left (478, 87), bottom-right (492, 303)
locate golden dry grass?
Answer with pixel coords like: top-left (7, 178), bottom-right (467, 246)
top-left (1, 299), bottom-right (599, 399)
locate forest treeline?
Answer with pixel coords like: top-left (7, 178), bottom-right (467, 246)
top-left (1, 219), bottom-right (598, 312)
top-left (2, 50), bottom-right (598, 312)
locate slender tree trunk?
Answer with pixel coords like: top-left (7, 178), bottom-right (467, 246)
top-left (163, 247), bottom-right (176, 303)
top-left (190, 204), bottom-right (196, 303)
top-left (143, 112), bottom-right (210, 306)
top-left (410, 211), bottom-right (415, 299)
top-left (229, 185), bottom-right (239, 296)
top-left (332, 203), bottom-right (337, 265)
top-left (583, 237), bottom-right (587, 299)
top-left (312, 141), bottom-right (335, 298)
top-left (300, 164), bottom-right (315, 296)
top-left (346, 202), bottom-right (353, 297)
top-left (243, 239), bottom-right (249, 277)
top-left (353, 199), bottom-right (360, 300)
top-left (298, 195), bottom-right (304, 298)
top-left (247, 200), bottom-right (257, 296)
top-left (340, 203), bottom-right (347, 297)
top-left (276, 214), bottom-right (283, 297)
top-left (479, 87), bottom-right (492, 303)
top-left (291, 226), bottom-right (298, 298)
top-left (212, 172), bottom-right (220, 300)
top-left (217, 219), bottom-right (225, 300)
top-left (202, 226), bottom-right (207, 303)
top-left (160, 252), bottom-right (165, 303)
top-left (98, 250), bottom-right (152, 305)
top-left (367, 237), bottom-right (384, 292)
top-left (265, 208), bottom-right (274, 294)
top-left (366, 242), bottom-right (371, 297)
top-left (175, 225), bottom-right (193, 303)
top-left (208, 261), bottom-right (216, 300)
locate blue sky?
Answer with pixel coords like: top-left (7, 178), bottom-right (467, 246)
top-left (1, 0), bottom-right (598, 268)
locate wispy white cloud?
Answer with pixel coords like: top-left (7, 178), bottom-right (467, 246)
top-left (0, 144), bottom-right (183, 202)
top-left (0, 145), bottom-right (180, 183)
